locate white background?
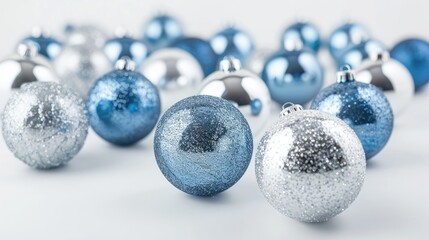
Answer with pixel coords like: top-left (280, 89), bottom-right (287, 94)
top-left (0, 0), bottom-right (429, 239)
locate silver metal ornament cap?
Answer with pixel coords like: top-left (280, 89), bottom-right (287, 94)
top-left (115, 57), bottom-right (136, 71)
top-left (337, 65), bottom-right (355, 83)
top-left (17, 42), bottom-right (38, 58)
top-left (219, 56), bottom-right (242, 73)
top-left (369, 50), bottom-right (390, 62)
top-left (280, 102), bottom-right (303, 117)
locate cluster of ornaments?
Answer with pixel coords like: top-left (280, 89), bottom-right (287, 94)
top-left (1, 14), bottom-right (429, 224)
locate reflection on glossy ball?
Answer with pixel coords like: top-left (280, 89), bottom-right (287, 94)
top-left (390, 38), bottom-right (429, 91)
top-left (328, 22), bottom-right (370, 60)
top-left (143, 14), bottom-right (183, 50)
top-left (154, 95), bottom-right (253, 196)
top-left (256, 106), bottom-right (366, 222)
top-left (210, 26), bottom-right (254, 64)
top-left (104, 35), bottom-right (149, 68)
top-left (141, 48), bottom-right (204, 110)
top-left (282, 22), bottom-right (321, 52)
top-left (2, 82), bottom-right (88, 169)
top-left (21, 29), bottom-right (62, 60)
top-left (337, 39), bottom-right (385, 68)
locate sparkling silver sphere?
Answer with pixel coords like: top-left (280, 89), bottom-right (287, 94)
top-left (199, 56), bottom-right (271, 134)
top-left (141, 48), bottom-right (204, 110)
top-left (54, 45), bottom-right (111, 98)
top-left (64, 24), bottom-right (108, 50)
top-left (255, 104), bottom-right (366, 222)
top-left (356, 51), bottom-right (414, 115)
top-left (2, 82), bottom-right (89, 169)
top-left (245, 48), bottom-right (273, 75)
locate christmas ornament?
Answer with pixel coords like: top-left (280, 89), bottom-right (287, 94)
top-left (210, 26), bottom-right (254, 64)
top-left (20, 27), bottom-right (62, 60)
top-left (255, 103), bottom-right (366, 223)
top-left (356, 51), bottom-right (414, 115)
top-left (143, 14), bottom-right (183, 50)
top-left (64, 24), bottom-right (107, 50)
top-left (311, 65), bottom-right (394, 159)
top-left (198, 56), bottom-right (271, 134)
top-left (87, 57), bottom-right (160, 146)
top-left (104, 31), bottom-right (149, 68)
top-left (140, 48), bottom-right (204, 110)
top-left (261, 40), bottom-right (324, 105)
top-left (328, 22), bottom-right (370, 60)
top-left (154, 95), bottom-right (253, 196)
top-left (390, 38), bottom-right (429, 91)
top-left (54, 45), bottom-right (111, 98)
top-left (281, 21), bottom-right (321, 52)
top-left (170, 37), bottom-right (218, 76)
top-left (246, 48), bottom-right (273, 75)
top-left (2, 82), bottom-right (88, 169)
top-left (336, 39), bottom-right (385, 68)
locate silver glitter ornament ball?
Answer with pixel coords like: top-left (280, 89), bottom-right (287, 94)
top-left (2, 82), bottom-right (89, 169)
top-left (255, 104), bottom-right (366, 222)
top-left (356, 51), bottom-right (414, 115)
top-left (199, 56), bottom-right (271, 134)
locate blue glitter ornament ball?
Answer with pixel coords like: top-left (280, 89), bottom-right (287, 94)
top-left (336, 39), bottom-right (385, 68)
top-left (210, 26), bottom-right (254, 64)
top-left (328, 23), bottom-right (370, 61)
top-left (154, 95), bottom-right (253, 196)
top-left (390, 38), bottom-right (429, 91)
top-left (170, 37), bottom-right (218, 76)
top-left (281, 22), bottom-right (321, 52)
top-left (310, 65), bottom-right (393, 160)
top-left (87, 57), bottom-right (161, 146)
top-left (261, 42), bottom-right (324, 105)
top-left (21, 29), bottom-right (62, 60)
top-left (104, 35), bottom-right (149, 68)
top-left (143, 15), bottom-right (183, 50)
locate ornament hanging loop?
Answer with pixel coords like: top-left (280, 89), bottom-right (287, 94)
top-left (219, 56), bottom-right (242, 73)
top-left (115, 57), bottom-right (136, 71)
top-left (337, 64), bottom-right (355, 83)
top-left (280, 102), bottom-right (303, 117)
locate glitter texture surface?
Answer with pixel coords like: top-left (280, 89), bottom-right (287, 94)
top-left (2, 82), bottom-right (88, 169)
top-left (87, 69), bottom-right (160, 146)
top-left (255, 109), bottom-right (366, 223)
top-left (154, 95), bottom-right (253, 196)
top-left (311, 80), bottom-right (394, 159)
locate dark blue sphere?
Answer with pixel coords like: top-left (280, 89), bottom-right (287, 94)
top-left (336, 39), bottom-right (385, 68)
top-left (261, 49), bottom-right (324, 105)
top-left (328, 23), bottom-right (370, 61)
top-left (390, 38), bottom-right (429, 91)
top-left (143, 15), bottom-right (183, 50)
top-left (87, 70), bottom-right (161, 146)
top-left (281, 22), bottom-right (321, 52)
top-left (104, 36), bottom-right (149, 68)
top-left (210, 26), bottom-right (254, 64)
top-left (154, 95), bottom-right (253, 196)
top-left (170, 37), bottom-right (218, 76)
top-left (21, 35), bottom-right (62, 60)
top-left (310, 80), bottom-right (393, 160)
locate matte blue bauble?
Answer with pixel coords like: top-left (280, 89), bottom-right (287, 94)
top-left (281, 22), bottom-right (321, 52)
top-left (87, 58), bottom-right (160, 146)
top-left (328, 23), bottom-right (370, 60)
top-left (261, 48), bottom-right (324, 105)
top-left (170, 37), bottom-right (217, 76)
top-left (210, 26), bottom-right (254, 64)
top-left (21, 33), bottom-right (62, 60)
top-left (154, 95), bottom-right (253, 196)
top-left (143, 15), bottom-right (183, 50)
top-left (310, 66), bottom-right (393, 160)
top-left (390, 38), bottom-right (429, 91)
top-left (336, 39), bottom-right (385, 68)
top-left (104, 36), bottom-right (149, 68)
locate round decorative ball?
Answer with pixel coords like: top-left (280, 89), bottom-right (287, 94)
top-left (141, 48), bottom-right (204, 110)
top-left (170, 37), bottom-right (218, 76)
top-left (390, 38), bottom-right (429, 91)
top-left (198, 56), bottom-right (271, 134)
top-left (328, 22), bottom-right (370, 60)
top-left (210, 26), bottom-right (254, 64)
top-left (336, 39), bottom-right (385, 68)
top-left (154, 95), bottom-right (253, 196)
top-left (20, 28), bottom-right (62, 60)
top-left (281, 21), bottom-right (321, 52)
top-left (87, 57), bottom-right (160, 146)
top-left (246, 48), bottom-right (273, 75)
top-left (64, 24), bottom-right (107, 50)
top-left (255, 104), bottom-right (366, 222)
top-left (143, 14), bottom-right (183, 50)
top-left (356, 51), bottom-right (414, 115)
top-left (2, 82), bottom-right (88, 169)
top-left (311, 66), bottom-right (394, 160)
top-left (104, 35), bottom-right (149, 68)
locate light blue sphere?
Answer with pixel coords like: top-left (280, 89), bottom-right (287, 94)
top-left (328, 23), bottom-right (370, 61)
top-left (336, 39), bottom-right (385, 69)
top-left (143, 15), bottom-right (183, 50)
top-left (87, 65), bottom-right (160, 146)
top-left (154, 95), bottom-right (253, 197)
top-left (261, 49), bottom-right (324, 105)
top-left (104, 36), bottom-right (149, 68)
top-left (210, 26), bottom-right (254, 64)
top-left (281, 22), bottom-right (321, 52)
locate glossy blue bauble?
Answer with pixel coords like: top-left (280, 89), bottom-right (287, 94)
top-left (390, 38), bottom-right (429, 91)
top-left (281, 22), bottom-right (321, 52)
top-left (170, 37), bottom-right (218, 76)
top-left (154, 95), bottom-right (253, 197)
top-left (261, 49), bottom-right (324, 105)
top-left (143, 15), bottom-right (183, 50)
top-left (104, 36), bottom-right (149, 68)
top-left (310, 79), bottom-right (393, 160)
top-left (328, 23), bottom-right (370, 60)
top-left (210, 26), bottom-right (254, 64)
top-left (336, 39), bottom-right (385, 68)
top-left (87, 68), bottom-right (161, 146)
top-left (21, 35), bottom-right (62, 60)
